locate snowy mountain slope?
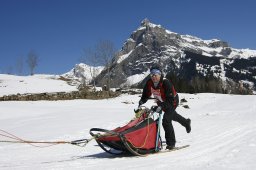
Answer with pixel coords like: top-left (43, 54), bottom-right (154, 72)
top-left (0, 74), bottom-right (77, 97)
top-left (61, 63), bottom-right (104, 86)
top-left (1, 92), bottom-right (256, 169)
top-left (180, 34), bottom-right (256, 59)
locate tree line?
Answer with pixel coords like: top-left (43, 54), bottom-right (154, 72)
top-left (166, 73), bottom-right (253, 95)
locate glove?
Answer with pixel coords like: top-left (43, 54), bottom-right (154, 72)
top-left (134, 107), bottom-right (142, 113)
top-left (135, 108), bottom-right (144, 118)
top-left (152, 106), bottom-right (162, 113)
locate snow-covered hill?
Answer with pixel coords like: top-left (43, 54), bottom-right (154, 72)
top-left (0, 75), bottom-right (256, 169)
top-left (0, 74), bottom-right (77, 97)
top-left (0, 63), bottom-right (104, 97)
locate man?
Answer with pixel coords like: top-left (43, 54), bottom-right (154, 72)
top-left (139, 65), bottom-right (191, 150)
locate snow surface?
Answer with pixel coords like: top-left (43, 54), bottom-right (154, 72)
top-left (1, 75), bottom-right (256, 170)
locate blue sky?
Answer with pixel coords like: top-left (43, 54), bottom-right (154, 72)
top-left (0, 0), bottom-right (255, 75)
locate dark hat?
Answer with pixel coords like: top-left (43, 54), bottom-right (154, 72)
top-left (150, 64), bottom-right (161, 72)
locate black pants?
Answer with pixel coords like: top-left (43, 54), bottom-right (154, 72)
top-left (162, 108), bottom-right (187, 146)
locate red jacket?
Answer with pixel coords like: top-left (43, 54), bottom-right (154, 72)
top-left (140, 77), bottom-right (179, 111)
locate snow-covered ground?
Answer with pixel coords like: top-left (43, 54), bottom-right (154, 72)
top-left (0, 74), bottom-right (256, 170)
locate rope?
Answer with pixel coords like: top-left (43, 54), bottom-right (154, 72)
top-left (0, 129), bottom-right (90, 148)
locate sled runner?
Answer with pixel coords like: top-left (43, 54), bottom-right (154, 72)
top-left (90, 107), bottom-right (163, 156)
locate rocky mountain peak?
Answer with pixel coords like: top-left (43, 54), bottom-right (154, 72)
top-left (94, 19), bottom-right (256, 94)
top-left (141, 18), bottom-right (150, 26)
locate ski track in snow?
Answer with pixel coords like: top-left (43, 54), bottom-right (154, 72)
top-left (0, 94), bottom-right (256, 169)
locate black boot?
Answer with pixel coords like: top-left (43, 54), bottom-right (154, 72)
top-left (166, 144), bottom-right (175, 150)
top-left (186, 119), bottom-right (191, 133)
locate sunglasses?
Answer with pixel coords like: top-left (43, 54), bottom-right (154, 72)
top-left (150, 74), bottom-right (160, 77)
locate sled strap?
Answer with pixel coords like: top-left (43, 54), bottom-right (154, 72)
top-left (70, 138), bottom-right (94, 147)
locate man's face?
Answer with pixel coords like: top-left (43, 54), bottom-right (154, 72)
top-left (151, 73), bottom-right (161, 83)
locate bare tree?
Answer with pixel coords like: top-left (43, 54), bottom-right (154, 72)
top-left (95, 40), bottom-right (116, 90)
top-left (16, 57), bottom-right (24, 75)
top-left (27, 50), bottom-right (38, 75)
top-left (81, 47), bottom-right (101, 89)
top-left (80, 40), bottom-right (116, 91)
